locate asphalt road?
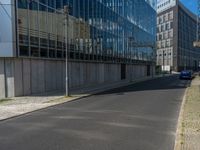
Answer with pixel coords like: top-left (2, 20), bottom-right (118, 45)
top-left (0, 75), bottom-right (190, 150)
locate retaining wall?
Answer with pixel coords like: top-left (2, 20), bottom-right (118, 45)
top-left (0, 58), bottom-right (154, 98)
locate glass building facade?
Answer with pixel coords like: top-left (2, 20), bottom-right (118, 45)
top-left (17, 0), bottom-right (156, 63)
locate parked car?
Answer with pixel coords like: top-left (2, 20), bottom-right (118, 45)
top-left (179, 70), bottom-right (194, 80)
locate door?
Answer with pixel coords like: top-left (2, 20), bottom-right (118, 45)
top-left (147, 65), bottom-right (151, 76)
top-left (121, 64), bottom-right (126, 80)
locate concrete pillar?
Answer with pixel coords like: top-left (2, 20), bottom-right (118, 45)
top-left (14, 59), bottom-right (23, 96)
top-left (104, 64), bottom-right (109, 82)
top-left (5, 59), bottom-right (15, 97)
top-left (45, 60), bottom-right (51, 92)
top-left (68, 61), bottom-right (72, 88)
top-left (56, 61), bottom-right (63, 90)
top-left (52, 61), bottom-right (57, 91)
top-left (0, 59), bottom-right (5, 99)
top-left (82, 62), bottom-right (87, 86)
top-left (31, 59), bottom-right (45, 94)
top-left (97, 63), bottom-right (104, 84)
top-left (86, 62), bottom-right (90, 86)
top-left (62, 61), bottom-right (66, 90)
top-left (38, 60), bottom-right (45, 93)
top-left (79, 62), bottom-right (84, 86)
top-left (70, 62), bottom-right (80, 88)
top-left (22, 59), bottom-right (31, 96)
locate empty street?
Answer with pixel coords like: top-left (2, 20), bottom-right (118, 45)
top-left (0, 75), bottom-right (190, 150)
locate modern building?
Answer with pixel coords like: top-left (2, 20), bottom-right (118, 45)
top-left (0, 0), bottom-right (156, 98)
top-left (156, 0), bottom-right (200, 72)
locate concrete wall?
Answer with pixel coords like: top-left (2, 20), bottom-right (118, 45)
top-left (0, 59), bottom-right (5, 99)
top-left (13, 59), bottom-right (66, 96)
top-left (0, 58), bottom-right (154, 98)
top-left (0, 58), bottom-right (15, 98)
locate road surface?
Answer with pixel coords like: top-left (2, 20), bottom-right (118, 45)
top-left (0, 75), bottom-right (190, 150)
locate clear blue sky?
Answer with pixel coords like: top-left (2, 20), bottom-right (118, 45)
top-left (180, 0), bottom-right (198, 14)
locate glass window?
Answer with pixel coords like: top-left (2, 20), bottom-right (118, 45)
top-left (16, 0), bottom-right (156, 62)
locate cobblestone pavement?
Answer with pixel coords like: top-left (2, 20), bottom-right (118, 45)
top-left (175, 76), bottom-right (200, 150)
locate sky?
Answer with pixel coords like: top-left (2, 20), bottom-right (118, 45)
top-left (180, 0), bottom-right (198, 14)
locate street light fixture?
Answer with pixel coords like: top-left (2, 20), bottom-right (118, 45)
top-left (64, 5), bottom-right (69, 96)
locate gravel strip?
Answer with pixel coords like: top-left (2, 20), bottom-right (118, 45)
top-left (175, 76), bottom-right (200, 150)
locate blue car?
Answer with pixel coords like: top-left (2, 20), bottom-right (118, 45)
top-left (179, 70), bottom-right (194, 80)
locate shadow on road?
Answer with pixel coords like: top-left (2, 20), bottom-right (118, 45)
top-left (95, 75), bottom-right (191, 96)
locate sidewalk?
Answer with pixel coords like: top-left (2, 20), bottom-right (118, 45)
top-left (175, 76), bottom-right (200, 150)
top-left (0, 75), bottom-right (165, 121)
top-left (0, 93), bottom-right (84, 121)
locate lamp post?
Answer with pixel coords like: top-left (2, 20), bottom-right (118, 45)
top-left (64, 5), bottom-right (69, 96)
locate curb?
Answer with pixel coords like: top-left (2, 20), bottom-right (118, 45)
top-left (174, 86), bottom-right (188, 150)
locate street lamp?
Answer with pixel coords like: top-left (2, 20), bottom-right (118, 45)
top-left (64, 5), bottom-right (69, 96)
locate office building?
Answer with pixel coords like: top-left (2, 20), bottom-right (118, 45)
top-left (0, 0), bottom-right (156, 98)
top-left (157, 0), bottom-right (200, 71)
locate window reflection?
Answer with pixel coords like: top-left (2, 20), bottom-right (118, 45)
top-left (17, 0), bottom-right (156, 62)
